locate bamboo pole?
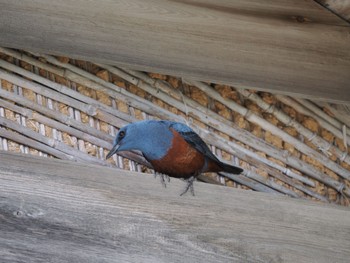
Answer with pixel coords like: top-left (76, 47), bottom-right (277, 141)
top-left (0, 48), bottom-right (135, 124)
top-left (0, 127), bottom-right (73, 161)
top-left (219, 172), bottom-right (281, 195)
top-left (233, 149), bottom-right (328, 200)
top-left (0, 50), bottom-right (183, 128)
top-left (0, 61), bottom-right (96, 113)
top-left (249, 162), bottom-right (328, 202)
top-left (108, 67), bottom-right (350, 193)
top-left (0, 98), bottom-right (8, 151)
top-left (296, 98), bottom-right (350, 137)
top-left (243, 170), bottom-right (302, 198)
top-left (33, 64), bottom-right (48, 157)
top-left (37, 54), bottom-right (183, 123)
top-left (192, 125), bottom-right (328, 199)
top-left (236, 88), bottom-right (350, 166)
top-left (0, 116), bottom-right (111, 166)
top-left (0, 62), bottom-right (129, 129)
top-left (0, 92), bottom-right (149, 167)
top-left (186, 80), bottom-right (350, 181)
top-left (12, 83), bottom-right (29, 155)
top-left (197, 127), bottom-right (347, 197)
top-left (0, 47), bottom-right (64, 76)
top-left (315, 102), bottom-right (350, 129)
top-left (0, 88), bottom-right (113, 142)
top-left (68, 82), bottom-right (85, 153)
top-left (277, 95), bottom-right (350, 146)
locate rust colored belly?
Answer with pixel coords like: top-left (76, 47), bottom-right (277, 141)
top-left (150, 129), bottom-right (205, 178)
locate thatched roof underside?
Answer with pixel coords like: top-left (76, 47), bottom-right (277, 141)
top-left (0, 48), bottom-right (349, 205)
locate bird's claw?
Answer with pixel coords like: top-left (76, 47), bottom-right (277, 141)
top-left (154, 172), bottom-right (170, 188)
top-left (153, 172), bottom-right (196, 196)
top-left (180, 176), bottom-right (196, 196)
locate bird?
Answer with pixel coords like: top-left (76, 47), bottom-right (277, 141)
top-left (106, 120), bottom-right (243, 196)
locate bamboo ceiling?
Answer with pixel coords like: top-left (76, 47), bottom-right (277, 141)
top-left (0, 48), bottom-right (349, 205)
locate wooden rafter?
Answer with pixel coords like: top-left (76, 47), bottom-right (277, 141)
top-left (0, 0), bottom-right (349, 103)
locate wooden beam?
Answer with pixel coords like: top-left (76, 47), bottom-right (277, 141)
top-left (1, 151), bottom-right (350, 262)
top-left (316, 0), bottom-right (350, 22)
top-left (0, 1), bottom-right (349, 103)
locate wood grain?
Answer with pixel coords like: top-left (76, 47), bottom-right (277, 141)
top-left (0, 151), bottom-right (350, 262)
top-left (0, 0), bottom-right (349, 103)
top-left (316, 0), bottom-right (350, 22)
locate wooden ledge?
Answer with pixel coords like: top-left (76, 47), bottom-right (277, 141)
top-left (0, 151), bottom-right (349, 262)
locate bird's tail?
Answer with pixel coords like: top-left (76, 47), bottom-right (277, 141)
top-left (219, 162), bottom-right (243, 174)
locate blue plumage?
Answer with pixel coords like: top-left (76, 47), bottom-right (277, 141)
top-left (112, 120), bottom-right (173, 160)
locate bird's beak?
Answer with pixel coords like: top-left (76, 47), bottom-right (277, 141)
top-left (106, 143), bottom-right (121, 159)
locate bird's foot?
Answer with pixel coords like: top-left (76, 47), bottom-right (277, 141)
top-left (154, 172), bottom-right (170, 188)
top-left (180, 176), bottom-right (196, 196)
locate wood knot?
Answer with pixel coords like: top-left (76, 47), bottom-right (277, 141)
top-left (13, 210), bottom-right (24, 218)
top-left (292, 16), bottom-right (310, 23)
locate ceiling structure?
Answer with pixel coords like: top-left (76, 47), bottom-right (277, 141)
top-left (0, 0), bottom-right (349, 104)
top-left (1, 48), bottom-right (350, 205)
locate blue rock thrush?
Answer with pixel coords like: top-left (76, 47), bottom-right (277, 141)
top-left (106, 120), bottom-right (243, 195)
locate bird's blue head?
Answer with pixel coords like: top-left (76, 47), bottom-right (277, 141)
top-left (106, 120), bottom-right (173, 161)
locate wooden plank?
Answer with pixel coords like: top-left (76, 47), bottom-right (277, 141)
top-left (316, 0), bottom-right (350, 22)
top-left (0, 151), bottom-right (349, 262)
top-left (0, 0), bottom-right (349, 103)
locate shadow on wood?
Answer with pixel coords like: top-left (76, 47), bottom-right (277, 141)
top-left (0, 151), bottom-right (349, 262)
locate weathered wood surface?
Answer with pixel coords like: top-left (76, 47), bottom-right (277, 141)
top-left (0, 0), bottom-right (350, 103)
top-left (316, 0), bottom-right (350, 22)
top-left (0, 152), bottom-right (350, 262)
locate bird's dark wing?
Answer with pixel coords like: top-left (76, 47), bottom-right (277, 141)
top-left (161, 120), bottom-right (243, 174)
top-left (162, 121), bottom-right (220, 162)
top-left (178, 130), bottom-right (221, 162)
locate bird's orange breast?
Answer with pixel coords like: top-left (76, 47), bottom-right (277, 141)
top-left (150, 129), bottom-right (206, 178)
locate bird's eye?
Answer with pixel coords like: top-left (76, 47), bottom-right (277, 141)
top-left (119, 130), bottom-right (125, 138)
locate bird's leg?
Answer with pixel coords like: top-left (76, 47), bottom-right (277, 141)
top-left (159, 173), bottom-right (169, 188)
top-left (180, 176), bottom-right (196, 196)
top-left (154, 171), bottom-right (170, 188)
top-left (153, 170), bottom-right (158, 179)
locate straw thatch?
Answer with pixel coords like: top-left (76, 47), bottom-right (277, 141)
top-left (0, 48), bottom-right (349, 205)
